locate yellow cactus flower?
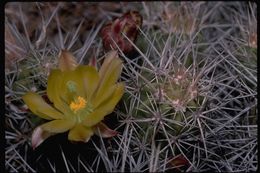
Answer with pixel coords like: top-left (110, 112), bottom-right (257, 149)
top-left (22, 50), bottom-right (124, 149)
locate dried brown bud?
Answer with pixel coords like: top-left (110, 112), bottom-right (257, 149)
top-left (100, 11), bottom-right (142, 54)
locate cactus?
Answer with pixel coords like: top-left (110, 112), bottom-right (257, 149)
top-left (5, 2), bottom-right (257, 172)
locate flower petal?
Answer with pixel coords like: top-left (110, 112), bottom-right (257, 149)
top-left (22, 92), bottom-right (63, 120)
top-left (95, 51), bottom-right (123, 99)
top-left (83, 83), bottom-right (124, 127)
top-left (98, 50), bottom-right (118, 79)
top-left (92, 84), bottom-right (117, 109)
top-left (31, 126), bottom-right (55, 150)
top-left (77, 66), bottom-right (100, 100)
top-left (47, 69), bottom-right (71, 114)
top-left (82, 109), bottom-right (107, 127)
top-left (68, 124), bottom-right (93, 142)
top-left (93, 122), bottom-right (118, 138)
top-left (41, 119), bottom-right (75, 133)
top-left (95, 82), bottom-right (125, 112)
top-left (58, 50), bottom-right (77, 71)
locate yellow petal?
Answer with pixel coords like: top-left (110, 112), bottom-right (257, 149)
top-left (92, 84), bottom-right (117, 109)
top-left (68, 124), bottom-right (93, 142)
top-left (47, 69), bottom-right (61, 103)
top-left (41, 119), bottom-right (75, 133)
top-left (82, 110), bottom-right (107, 127)
top-left (93, 122), bottom-right (118, 138)
top-left (76, 66), bottom-right (100, 100)
top-left (47, 69), bottom-right (71, 114)
top-left (95, 51), bottom-right (123, 99)
top-left (98, 50), bottom-right (118, 79)
top-left (58, 50), bottom-right (77, 71)
top-left (83, 83), bottom-right (124, 127)
top-left (31, 126), bottom-right (55, 149)
top-left (95, 82), bottom-right (125, 112)
top-left (22, 92), bottom-right (63, 120)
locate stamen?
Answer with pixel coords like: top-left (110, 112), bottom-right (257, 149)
top-left (70, 96), bottom-right (87, 113)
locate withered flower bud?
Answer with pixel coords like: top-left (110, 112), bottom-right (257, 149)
top-left (100, 11), bottom-right (142, 54)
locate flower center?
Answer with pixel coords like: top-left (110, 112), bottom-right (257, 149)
top-left (70, 96), bottom-right (87, 113)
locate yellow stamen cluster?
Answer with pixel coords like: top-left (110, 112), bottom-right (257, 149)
top-left (70, 96), bottom-right (87, 113)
